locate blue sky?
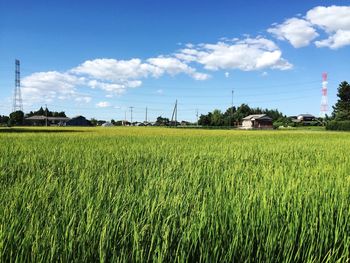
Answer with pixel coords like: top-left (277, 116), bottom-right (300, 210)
top-left (1, 0), bottom-right (350, 122)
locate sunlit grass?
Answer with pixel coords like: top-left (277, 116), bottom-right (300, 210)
top-left (1, 127), bottom-right (349, 262)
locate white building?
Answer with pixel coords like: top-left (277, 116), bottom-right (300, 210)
top-left (241, 114), bottom-right (273, 129)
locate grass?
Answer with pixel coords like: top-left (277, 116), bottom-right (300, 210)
top-left (1, 127), bottom-right (349, 262)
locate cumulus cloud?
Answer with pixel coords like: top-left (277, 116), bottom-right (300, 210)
top-left (268, 18), bottom-right (319, 48)
top-left (22, 56), bottom-right (209, 105)
top-left (87, 79), bottom-right (142, 95)
top-left (71, 58), bottom-right (161, 80)
top-left (315, 29), bottom-right (350, 49)
top-left (268, 5), bottom-right (350, 49)
top-left (307, 6), bottom-right (350, 49)
top-left (21, 71), bottom-right (84, 104)
top-left (96, 101), bottom-right (111, 108)
top-left (306, 5), bottom-right (350, 32)
top-left (75, 96), bottom-right (92, 103)
top-left (147, 56), bottom-right (210, 80)
top-left (176, 37), bottom-right (292, 71)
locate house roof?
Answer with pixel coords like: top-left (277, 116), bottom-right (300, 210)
top-left (26, 115), bottom-right (70, 121)
top-left (242, 114), bottom-right (272, 121)
top-left (298, 114), bottom-right (315, 118)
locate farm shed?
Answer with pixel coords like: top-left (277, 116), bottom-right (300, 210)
top-left (242, 114), bottom-right (273, 129)
top-left (66, 116), bottom-right (91, 126)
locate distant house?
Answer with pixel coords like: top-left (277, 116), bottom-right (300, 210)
top-left (297, 114), bottom-right (315, 122)
top-left (26, 115), bottom-right (70, 126)
top-left (291, 114), bottom-right (316, 126)
top-left (241, 114), bottom-right (273, 129)
top-left (135, 122), bottom-right (145, 126)
top-left (66, 116), bottom-right (91, 126)
top-left (101, 122), bottom-right (113, 127)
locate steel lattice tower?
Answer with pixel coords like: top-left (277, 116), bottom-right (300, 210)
top-left (12, 59), bottom-right (23, 112)
top-left (320, 72), bottom-right (328, 117)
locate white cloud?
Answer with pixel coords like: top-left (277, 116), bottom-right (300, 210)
top-left (22, 55), bottom-right (210, 105)
top-left (306, 5), bottom-right (350, 32)
top-left (156, 89), bottom-right (163, 94)
top-left (96, 101), bottom-right (111, 108)
top-left (315, 29), bottom-right (350, 49)
top-left (191, 72), bottom-right (210, 80)
top-left (224, 72), bottom-right (230, 78)
top-left (72, 57), bottom-right (209, 82)
top-left (307, 6), bottom-right (350, 49)
top-left (89, 79), bottom-right (142, 95)
top-left (71, 58), bottom-right (161, 81)
top-left (268, 18), bottom-right (319, 48)
top-left (21, 71), bottom-right (84, 104)
top-left (176, 37), bottom-right (292, 71)
top-left (269, 5), bottom-right (350, 49)
top-left (147, 56), bottom-right (210, 80)
top-left (261, 71), bottom-right (268, 77)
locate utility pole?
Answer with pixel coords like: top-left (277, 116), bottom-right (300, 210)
top-left (145, 107), bottom-right (148, 123)
top-left (124, 111), bottom-right (127, 126)
top-left (175, 100), bottom-right (177, 126)
top-left (129, 106), bottom-right (134, 125)
top-left (45, 104), bottom-right (48, 127)
top-left (196, 109), bottom-right (199, 126)
top-left (171, 100), bottom-right (177, 127)
top-left (231, 89), bottom-right (234, 128)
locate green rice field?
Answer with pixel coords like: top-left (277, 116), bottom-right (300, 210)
top-left (0, 127), bottom-right (349, 262)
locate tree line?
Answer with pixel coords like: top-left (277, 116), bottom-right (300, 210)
top-left (326, 81), bottom-right (350, 130)
top-left (0, 107), bottom-right (67, 126)
top-left (1, 81), bottom-right (350, 128)
top-left (198, 104), bottom-right (284, 127)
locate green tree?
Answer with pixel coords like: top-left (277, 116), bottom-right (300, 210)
top-left (234, 104), bottom-right (252, 123)
top-left (156, 116), bottom-right (169, 126)
top-left (9, 111), bottom-right (24, 126)
top-left (211, 109), bottom-right (224, 126)
top-left (0, 115), bottom-right (10, 126)
top-left (223, 106), bottom-right (236, 126)
top-left (332, 81), bottom-right (350, 120)
top-left (198, 112), bottom-right (212, 126)
top-left (90, 118), bottom-right (98, 126)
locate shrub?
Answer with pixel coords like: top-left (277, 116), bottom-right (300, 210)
top-left (326, 120), bottom-right (350, 131)
top-left (272, 121), bottom-right (283, 129)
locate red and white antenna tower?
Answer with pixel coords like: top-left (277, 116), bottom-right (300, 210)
top-left (320, 72), bottom-right (328, 117)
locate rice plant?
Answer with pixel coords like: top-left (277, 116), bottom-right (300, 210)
top-left (0, 127), bottom-right (349, 262)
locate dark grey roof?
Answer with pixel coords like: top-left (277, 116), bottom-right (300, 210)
top-left (243, 114), bottom-right (272, 121)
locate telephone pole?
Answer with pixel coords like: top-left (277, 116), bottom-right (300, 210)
top-left (196, 109), bottom-right (199, 126)
top-left (145, 107), bottom-right (148, 123)
top-left (231, 89), bottom-right (234, 128)
top-left (45, 104), bottom-right (48, 127)
top-left (129, 106), bottom-right (134, 125)
top-left (170, 100), bottom-right (178, 127)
